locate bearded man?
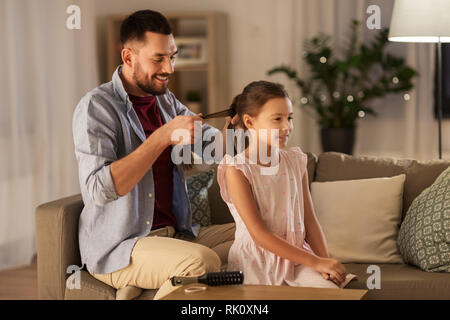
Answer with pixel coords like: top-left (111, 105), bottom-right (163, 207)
top-left (72, 10), bottom-right (236, 300)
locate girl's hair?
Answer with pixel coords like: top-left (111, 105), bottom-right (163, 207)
top-left (181, 81), bottom-right (289, 167)
top-left (230, 81), bottom-right (289, 130)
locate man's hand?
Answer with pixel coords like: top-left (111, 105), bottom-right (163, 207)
top-left (220, 114), bottom-right (241, 155)
top-left (160, 113), bottom-right (205, 145)
top-left (221, 114), bottom-right (241, 136)
top-left (229, 114), bottom-right (241, 129)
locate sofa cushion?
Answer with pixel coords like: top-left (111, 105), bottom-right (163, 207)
top-left (186, 163), bottom-right (233, 225)
top-left (186, 169), bottom-right (215, 226)
top-left (315, 152), bottom-right (412, 183)
top-left (305, 152), bottom-right (317, 188)
top-left (403, 160), bottom-right (450, 220)
top-left (64, 270), bottom-right (116, 300)
top-left (344, 263), bottom-right (450, 299)
top-left (315, 152), bottom-right (412, 218)
top-left (398, 166), bottom-right (450, 272)
top-left (315, 152), bottom-right (450, 222)
top-left (311, 174), bottom-right (405, 263)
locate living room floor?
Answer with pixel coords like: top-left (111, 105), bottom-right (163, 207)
top-left (0, 257), bottom-right (37, 300)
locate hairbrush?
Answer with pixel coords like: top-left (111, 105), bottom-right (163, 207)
top-left (170, 271), bottom-right (244, 286)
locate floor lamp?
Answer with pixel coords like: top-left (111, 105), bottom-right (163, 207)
top-left (388, 0), bottom-right (450, 160)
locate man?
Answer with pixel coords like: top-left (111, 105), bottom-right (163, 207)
top-left (72, 10), bottom-right (236, 300)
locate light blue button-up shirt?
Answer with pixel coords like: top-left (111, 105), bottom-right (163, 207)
top-left (72, 66), bottom-right (220, 274)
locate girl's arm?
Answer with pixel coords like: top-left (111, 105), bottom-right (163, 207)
top-left (302, 171), bottom-right (330, 258)
top-left (226, 166), bottom-right (346, 283)
top-left (302, 170), bottom-right (348, 283)
top-left (225, 166), bottom-right (320, 268)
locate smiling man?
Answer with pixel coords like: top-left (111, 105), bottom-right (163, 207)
top-left (72, 10), bottom-right (236, 300)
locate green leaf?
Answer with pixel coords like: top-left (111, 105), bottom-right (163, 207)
top-left (266, 20), bottom-right (417, 128)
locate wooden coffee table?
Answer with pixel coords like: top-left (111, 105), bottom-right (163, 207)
top-left (162, 283), bottom-right (367, 300)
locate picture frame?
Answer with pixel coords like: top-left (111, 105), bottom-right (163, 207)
top-left (175, 37), bottom-right (208, 67)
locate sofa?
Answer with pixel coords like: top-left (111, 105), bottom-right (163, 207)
top-left (35, 151), bottom-right (450, 300)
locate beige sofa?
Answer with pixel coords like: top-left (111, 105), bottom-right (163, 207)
top-left (35, 151), bottom-right (450, 300)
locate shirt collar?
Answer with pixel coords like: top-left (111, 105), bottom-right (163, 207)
top-left (112, 65), bottom-right (132, 111)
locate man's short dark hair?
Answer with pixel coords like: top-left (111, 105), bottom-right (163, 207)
top-left (120, 10), bottom-right (172, 45)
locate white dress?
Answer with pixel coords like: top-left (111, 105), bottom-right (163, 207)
top-left (217, 146), bottom-right (356, 288)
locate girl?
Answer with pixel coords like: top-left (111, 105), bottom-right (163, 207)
top-left (217, 81), bottom-right (356, 288)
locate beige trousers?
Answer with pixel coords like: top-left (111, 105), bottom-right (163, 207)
top-left (90, 223), bottom-right (235, 300)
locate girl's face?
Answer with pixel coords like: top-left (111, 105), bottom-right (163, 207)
top-left (243, 97), bottom-right (294, 149)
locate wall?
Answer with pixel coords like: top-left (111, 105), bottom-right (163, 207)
top-left (93, 0), bottom-right (450, 160)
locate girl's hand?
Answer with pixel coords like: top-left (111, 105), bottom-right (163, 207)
top-left (320, 272), bottom-right (330, 281)
top-left (321, 272), bottom-right (344, 286)
top-left (314, 257), bottom-right (347, 284)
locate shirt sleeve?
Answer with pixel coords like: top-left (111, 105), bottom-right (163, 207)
top-left (72, 94), bottom-right (120, 206)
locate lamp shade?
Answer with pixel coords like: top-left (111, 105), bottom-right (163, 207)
top-left (388, 0), bottom-right (450, 43)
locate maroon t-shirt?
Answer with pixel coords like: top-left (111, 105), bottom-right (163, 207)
top-left (129, 94), bottom-right (177, 230)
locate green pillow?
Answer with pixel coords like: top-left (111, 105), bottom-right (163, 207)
top-left (397, 166), bottom-right (450, 272)
top-left (186, 170), bottom-right (214, 227)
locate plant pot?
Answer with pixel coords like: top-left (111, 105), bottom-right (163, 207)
top-left (320, 127), bottom-right (355, 155)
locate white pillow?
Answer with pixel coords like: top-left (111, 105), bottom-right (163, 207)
top-left (311, 174), bottom-right (406, 263)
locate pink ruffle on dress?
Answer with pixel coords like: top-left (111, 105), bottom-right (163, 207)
top-left (217, 147), bottom-right (356, 288)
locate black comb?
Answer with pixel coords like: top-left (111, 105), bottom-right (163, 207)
top-left (170, 271), bottom-right (244, 286)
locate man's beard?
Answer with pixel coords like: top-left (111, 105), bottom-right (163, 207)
top-left (133, 63), bottom-right (169, 96)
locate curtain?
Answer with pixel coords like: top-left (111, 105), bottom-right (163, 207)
top-left (0, 0), bottom-right (98, 270)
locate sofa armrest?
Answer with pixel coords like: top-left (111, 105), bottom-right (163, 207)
top-left (35, 194), bottom-right (84, 300)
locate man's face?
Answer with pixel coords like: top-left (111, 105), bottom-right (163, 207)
top-left (129, 32), bottom-right (178, 96)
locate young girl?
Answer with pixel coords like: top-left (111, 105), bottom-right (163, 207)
top-left (217, 81), bottom-right (356, 288)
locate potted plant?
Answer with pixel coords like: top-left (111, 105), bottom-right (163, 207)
top-left (185, 90), bottom-right (203, 114)
top-left (267, 20), bottom-right (417, 155)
